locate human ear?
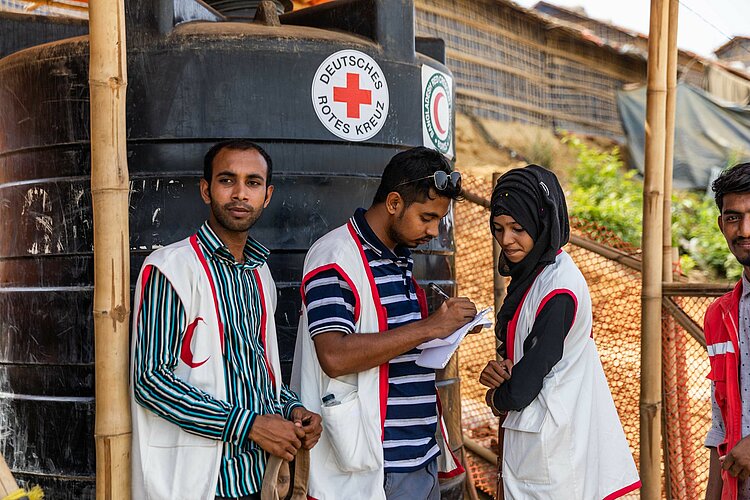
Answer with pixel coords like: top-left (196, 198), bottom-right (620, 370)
top-left (385, 192), bottom-right (403, 215)
top-left (263, 185), bottom-right (274, 208)
top-left (200, 178), bottom-right (211, 205)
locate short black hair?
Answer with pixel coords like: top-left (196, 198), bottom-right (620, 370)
top-left (712, 162), bottom-right (750, 211)
top-left (203, 140), bottom-right (273, 185)
top-left (373, 147), bottom-right (461, 206)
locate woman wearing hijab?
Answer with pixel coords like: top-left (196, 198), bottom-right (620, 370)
top-left (479, 165), bottom-right (639, 499)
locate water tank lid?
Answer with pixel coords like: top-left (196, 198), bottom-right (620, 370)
top-left (203, 0), bottom-right (292, 18)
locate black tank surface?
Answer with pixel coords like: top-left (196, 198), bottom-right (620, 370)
top-left (0, 1), bottom-right (459, 498)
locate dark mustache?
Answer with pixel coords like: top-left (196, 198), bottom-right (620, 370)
top-left (733, 237), bottom-right (750, 245)
top-left (224, 203), bottom-right (252, 211)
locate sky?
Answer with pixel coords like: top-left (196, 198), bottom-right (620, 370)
top-left (515, 0), bottom-right (750, 59)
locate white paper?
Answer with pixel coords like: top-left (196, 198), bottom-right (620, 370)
top-left (416, 308), bottom-right (492, 369)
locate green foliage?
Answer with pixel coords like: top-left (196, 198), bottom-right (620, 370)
top-left (565, 137), bottom-right (738, 281)
top-left (564, 137), bottom-right (643, 247)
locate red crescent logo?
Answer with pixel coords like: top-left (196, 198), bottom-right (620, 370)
top-left (180, 317), bottom-right (210, 368)
top-left (433, 91), bottom-right (446, 135)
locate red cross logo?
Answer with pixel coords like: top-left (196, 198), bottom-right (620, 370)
top-left (333, 73), bottom-right (372, 119)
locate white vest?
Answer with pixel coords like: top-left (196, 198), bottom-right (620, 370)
top-left (501, 251), bottom-right (640, 499)
top-left (130, 234), bottom-right (282, 500)
top-left (291, 222), bottom-right (461, 500)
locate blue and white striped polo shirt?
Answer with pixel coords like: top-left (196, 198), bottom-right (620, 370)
top-left (303, 208), bottom-right (439, 473)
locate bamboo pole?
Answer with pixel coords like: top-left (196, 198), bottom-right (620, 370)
top-left (89, 0), bottom-right (131, 498)
top-left (0, 455), bottom-right (19, 497)
top-left (641, 0), bottom-right (670, 497)
top-left (662, 282), bottom-right (734, 296)
top-left (660, 2), bottom-right (681, 496)
top-left (661, 3), bottom-right (698, 494)
top-left (662, 0), bottom-right (679, 283)
top-left (662, 297), bottom-right (707, 349)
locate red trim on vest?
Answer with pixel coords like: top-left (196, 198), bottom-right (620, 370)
top-left (301, 263), bottom-right (362, 324)
top-left (346, 221), bottom-right (390, 438)
top-left (705, 280), bottom-right (743, 499)
top-left (535, 288), bottom-right (579, 335)
top-left (253, 268), bottom-right (276, 391)
top-left (139, 264), bottom-right (153, 307)
top-left (415, 282), bottom-right (463, 477)
top-left (190, 235), bottom-right (225, 353)
top-left (534, 288), bottom-right (577, 320)
top-left (436, 394), bottom-right (465, 478)
top-left (414, 282), bottom-right (429, 319)
top-left (506, 286), bottom-right (533, 363)
top-left (603, 480), bottom-right (642, 500)
top-left (505, 266), bottom-right (551, 362)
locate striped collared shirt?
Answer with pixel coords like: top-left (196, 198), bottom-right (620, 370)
top-left (303, 208), bottom-right (439, 473)
top-left (133, 222), bottom-right (302, 497)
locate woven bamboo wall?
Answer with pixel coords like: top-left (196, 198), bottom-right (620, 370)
top-left (415, 0), bottom-right (646, 140)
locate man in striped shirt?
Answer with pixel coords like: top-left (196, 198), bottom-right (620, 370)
top-left (131, 140), bottom-right (322, 500)
top-left (299, 147), bottom-right (479, 499)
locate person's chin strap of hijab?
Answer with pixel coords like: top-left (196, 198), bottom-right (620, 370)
top-left (489, 164), bottom-right (570, 354)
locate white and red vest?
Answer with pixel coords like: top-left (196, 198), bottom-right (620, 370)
top-left (705, 280), bottom-right (743, 500)
top-left (501, 250), bottom-right (640, 499)
top-left (130, 234), bottom-right (281, 500)
top-left (291, 222), bottom-right (462, 500)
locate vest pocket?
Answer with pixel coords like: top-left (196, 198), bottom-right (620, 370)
top-left (320, 379), bottom-right (379, 472)
top-left (502, 397), bottom-right (551, 484)
top-left (143, 444), bottom-right (219, 500)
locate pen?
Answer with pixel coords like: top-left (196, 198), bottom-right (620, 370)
top-left (429, 282), bottom-right (451, 301)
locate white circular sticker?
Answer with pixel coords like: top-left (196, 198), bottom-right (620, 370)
top-left (311, 50), bottom-right (389, 141)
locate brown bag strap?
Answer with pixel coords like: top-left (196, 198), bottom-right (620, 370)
top-left (261, 449), bottom-right (310, 500)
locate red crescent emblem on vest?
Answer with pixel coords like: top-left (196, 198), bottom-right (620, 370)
top-left (180, 317), bottom-right (210, 368)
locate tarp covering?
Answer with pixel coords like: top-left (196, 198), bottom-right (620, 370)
top-left (617, 83), bottom-right (750, 190)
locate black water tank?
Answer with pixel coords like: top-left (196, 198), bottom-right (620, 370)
top-left (0, 1), bottom-right (459, 498)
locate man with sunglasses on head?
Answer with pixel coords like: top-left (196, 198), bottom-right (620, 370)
top-left (292, 147), bottom-right (478, 500)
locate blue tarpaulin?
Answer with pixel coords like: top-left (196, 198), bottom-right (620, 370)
top-left (617, 83), bottom-right (750, 190)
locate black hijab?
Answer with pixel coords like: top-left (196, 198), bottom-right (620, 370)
top-left (490, 165), bottom-right (570, 353)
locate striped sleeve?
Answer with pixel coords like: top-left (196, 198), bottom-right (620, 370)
top-left (279, 384), bottom-right (303, 420)
top-left (303, 268), bottom-right (356, 337)
top-left (132, 267), bottom-right (256, 445)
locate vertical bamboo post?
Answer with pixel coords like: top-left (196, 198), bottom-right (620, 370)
top-left (641, 0), bottom-right (669, 497)
top-left (661, 2), bottom-right (678, 281)
top-left (661, 1), bottom-right (680, 497)
top-left (0, 455), bottom-right (19, 496)
top-left (89, 0), bottom-right (132, 498)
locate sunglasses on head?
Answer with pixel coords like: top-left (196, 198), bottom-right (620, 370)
top-left (394, 170), bottom-right (462, 191)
